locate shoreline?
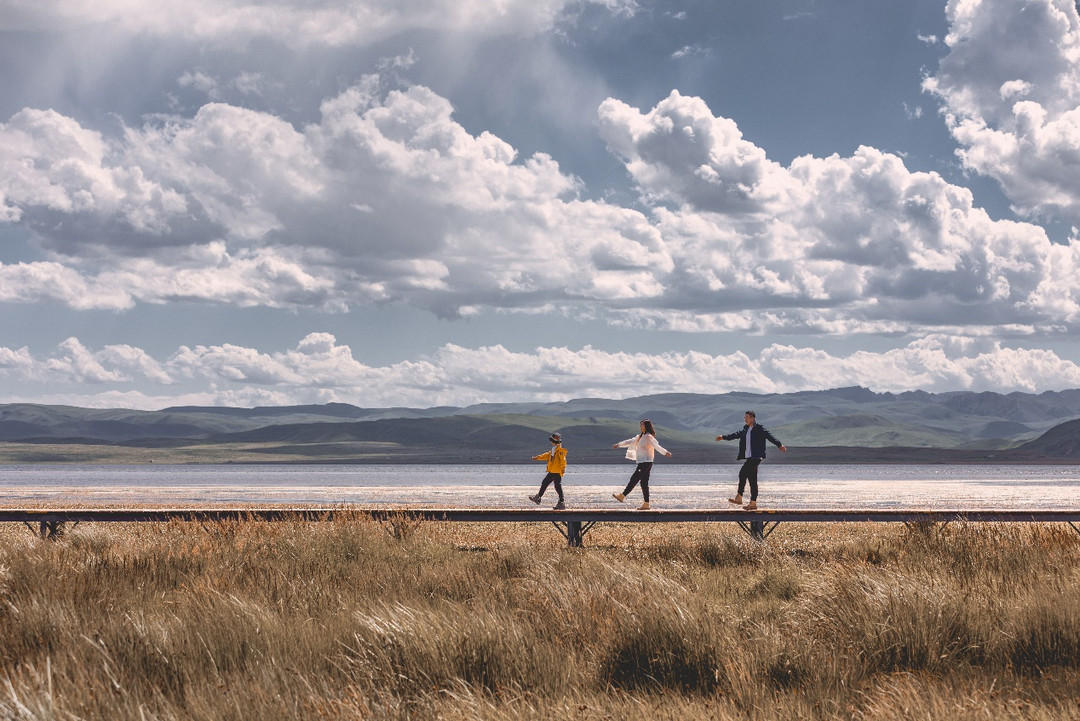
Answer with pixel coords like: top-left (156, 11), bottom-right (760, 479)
top-left (1, 440), bottom-right (1077, 465)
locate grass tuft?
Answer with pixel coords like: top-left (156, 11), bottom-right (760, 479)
top-left (599, 602), bottom-right (725, 693)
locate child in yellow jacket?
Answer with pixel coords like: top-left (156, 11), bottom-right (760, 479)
top-left (529, 432), bottom-right (567, 510)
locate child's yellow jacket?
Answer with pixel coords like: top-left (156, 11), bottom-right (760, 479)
top-left (532, 446), bottom-right (567, 474)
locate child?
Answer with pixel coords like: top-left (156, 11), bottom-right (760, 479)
top-left (611, 419), bottom-right (672, 510)
top-left (529, 432), bottom-right (567, 510)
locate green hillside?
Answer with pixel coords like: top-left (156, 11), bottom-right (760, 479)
top-left (210, 413), bottom-right (719, 457)
top-left (773, 414), bottom-right (969, 448)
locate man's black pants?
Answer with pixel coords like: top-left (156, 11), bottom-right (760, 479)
top-left (737, 458), bottom-right (762, 501)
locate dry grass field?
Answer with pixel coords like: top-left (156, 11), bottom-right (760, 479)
top-left (1, 517), bottom-right (1079, 720)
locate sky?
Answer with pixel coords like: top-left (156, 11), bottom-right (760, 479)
top-left (3, 0), bottom-right (1080, 409)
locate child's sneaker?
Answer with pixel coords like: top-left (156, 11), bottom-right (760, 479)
top-left (528, 494), bottom-right (542, 505)
top-left (612, 492), bottom-right (625, 503)
top-left (553, 500), bottom-right (566, 510)
top-left (637, 502), bottom-right (650, 510)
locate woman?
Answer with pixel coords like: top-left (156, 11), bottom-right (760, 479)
top-left (611, 419), bottom-right (672, 510)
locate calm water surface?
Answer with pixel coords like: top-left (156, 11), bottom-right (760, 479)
top-left (1, 463), bottom-right (1078, 509)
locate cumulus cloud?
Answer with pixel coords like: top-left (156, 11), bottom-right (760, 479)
top-left (0, 108), bottom-right (188, 233)
top-left (598, 90), bottom-right (1080, 334)
top-left (1, 77), bottom-right (674, 315)
top-left (44, 338), bottom-right (131, 384)
top-left (2, 334), bottom-right (1079, 409)
top-left (924, 0), bottom-right (1080, 222)
top-left (0, 345), bottom-right (35, 375)
top-left (599, 90), bottom-right (797, 214)
top-left (0, 249), bottom-right (342, 310)
top-left (5, 77), bottom-right (1080, 336)
top-left (0, 261), bottom-right (133, 309)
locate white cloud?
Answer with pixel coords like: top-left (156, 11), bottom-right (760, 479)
top-left (377, 50), bottom-right (419, 72)
top-left (169, 342), bottom-right (307, 385)
top-left (1, 79), bottom-right (673, 316)
top-left (0, 345), bottom-right (35, 375)
top-left (924, 0), bottom-right (1080, 222)
top-left (999, 79), bottom-right (1032, 101)
top-left (598, 90), bottom-right (797, 214)
top-left (3, 334), bottom-right (1080, 409)
top-left (599, 91), bottom-right (1080, 334)
top-left (232, 72), bottom-right (266, 96)
top-left (96, 344), bottom-right (173, 384)
top-left (44, 338), bottom-right (130, 384)
top-left (5, 77), bottom-right (1080, 338)
top-left (671, 45), bottom-right (708, 60)
top-left (0, 249), bottom-right (343, 311)
top-left (0, 108), bottom-right (187, 232)
top-left (177, 71), bottom-right (269, 100)
top-left (754, 336), bottom-right (1075, 394)
top-left (0, 261), bottom-right (135, 310)
top-left (178, 71), bottom-right (219, 96)
top-left (1, 0), bottom-right (633, 47)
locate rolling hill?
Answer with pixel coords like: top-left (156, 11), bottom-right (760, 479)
top-left (1017, 418), bottom-right (1080, 458)
top-left (1, 387), bottom-right (1079, 462)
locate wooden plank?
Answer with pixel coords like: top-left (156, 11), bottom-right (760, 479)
top-left (2, 508), bottom-right (1080, 524)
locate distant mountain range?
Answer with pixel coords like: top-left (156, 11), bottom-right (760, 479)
top-left (1, 387), bottom-right (1079, 463)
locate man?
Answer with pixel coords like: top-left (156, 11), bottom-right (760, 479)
top-left (716, 411), bottom-right (787, 510)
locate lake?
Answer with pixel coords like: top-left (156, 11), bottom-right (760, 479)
top-left (1, 463), bottom-right (1078, 509)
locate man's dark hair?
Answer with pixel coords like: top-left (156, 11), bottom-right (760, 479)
top-left (745, 410), bottom-right (756, 418)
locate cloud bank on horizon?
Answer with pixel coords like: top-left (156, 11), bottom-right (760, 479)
top-left (2, 0), bottom-right (1080, 408)
top-left (3, 332), bottom-right (1080, 410)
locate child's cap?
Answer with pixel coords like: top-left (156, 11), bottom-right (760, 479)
top-left (549, 432), bottom-right (562, 444)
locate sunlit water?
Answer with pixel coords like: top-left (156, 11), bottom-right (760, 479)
top-left (1, 463), bottom-right (1078, 509)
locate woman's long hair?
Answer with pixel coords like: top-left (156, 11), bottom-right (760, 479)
top-left (640, 419), bottom-right (656, 437)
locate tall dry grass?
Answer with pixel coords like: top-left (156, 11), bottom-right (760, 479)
top-left (0, 517), bottom-right (1078, 719)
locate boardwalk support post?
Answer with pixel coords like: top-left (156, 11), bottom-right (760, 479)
top-left (736, 520), bottom-right (780, 542)
top-left (1069, 521), bottom-right (1080, 538)
top-left (554, 520), bottom-right (596, 547)
top-left (38, 521), bottom-right (65, 539)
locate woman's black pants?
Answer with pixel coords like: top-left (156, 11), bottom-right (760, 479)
top-left (622, 462), bottom-right (653, 502)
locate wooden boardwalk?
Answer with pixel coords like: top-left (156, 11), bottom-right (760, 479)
top-left (3, 507), bottom-right (1080, 544)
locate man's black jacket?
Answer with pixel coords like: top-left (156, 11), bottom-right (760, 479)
top-left (721, 424), bottom-right (783, 460)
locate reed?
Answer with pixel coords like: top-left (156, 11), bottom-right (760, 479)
top-left (0, 518), bottom-right (1078, 719)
